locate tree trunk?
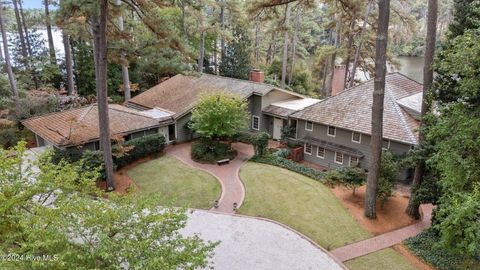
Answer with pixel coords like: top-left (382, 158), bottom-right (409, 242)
top-left (280, 3), bottom-right (291, 89)
top-left (0, 1), bottom-right (18, 97)
top-left (288, 12), bottom-right (300, 86)
top-left (254, 20), bottom-right (260, 65)
top-left (115, 0), bottom-right (131, 101)
top-left (19, 0), bottom-right (39, 89)
top-left (266, 31), bottom-right (276, 66)
top-left (324, 22), bottom-right (341, 96)
top-left (12, 0), bottom-right (27, 60)
top-left (44, 0), bottom-right (56, 64)
top-left (0, 41), bottom-right (3, 61)
top-left (344, 20), bottom-right (356, 88)
top-left (350, 0), bottom-right (373, 87)
top-left (220, 3), bottom-right (225, 62)
top-left (406, 0), bottom-right (438, 219)
top-left (63, 31), bottom-right (75, 95)
top-left (364, 0), bottom-right (391, 219)
top-left (198, 30), bottom-right (205, 73)
top-left (92, 0), bottom-right (115, 191)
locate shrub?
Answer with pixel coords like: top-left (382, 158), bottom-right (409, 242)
top-left (191, 139), bottom-right (237, 163)
top-left (251, 153), bottom-right (325, 181)
top-left (0, 127), bottom-right (20, 149)
top-left (114, 133), bottom-right (166, 168)
top-left (339, 167), bottom-right (366, 195)
top-left (405, 229), bottom-right (480, 270)
top-left (52, 133), bottom-right (166, 179)
top-left (275, 148), bottom-right (290, 159)
top-left (252, 132), bottom-right (269, 157)
top-left (378, 150), bottom-right (399, 208)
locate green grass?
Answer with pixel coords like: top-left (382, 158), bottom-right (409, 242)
top-left (238, 162), bottom-right (371, 249)
top-left (238, 162), bottom-right (419, 270)
top-left (128, 155), bottom-right (221, 209)
top-left (345, 248), bottom-right (418, 270)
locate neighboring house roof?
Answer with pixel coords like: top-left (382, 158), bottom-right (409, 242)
top-left (263, 98), bottom-right (321, 118)
top-left (396, 92), bottom-right (423, 120)
top-left (291, 73), bottom-right (422, 145)
top-left (127, 73), bottom-right (302, 119)
top-left (22, 104), bottom-right (160, 147)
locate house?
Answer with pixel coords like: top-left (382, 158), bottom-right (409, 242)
top-left (289, 73), bottom-right (422, 180)
top-left (22, 104), bottom-right (166, 150)
top-left (126, 71), bottom-right (319, 141)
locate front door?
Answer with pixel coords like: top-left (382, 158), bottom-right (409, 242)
top-left (273, 117), bottom-right (283, 140)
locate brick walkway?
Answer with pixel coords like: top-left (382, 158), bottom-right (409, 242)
top-left (166, 142), bottom-right (254, 213)
top-left (330, 204), bottom-right (434, 262)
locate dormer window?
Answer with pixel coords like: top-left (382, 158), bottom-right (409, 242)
top-left (327, 126), bottom-right (336, 137)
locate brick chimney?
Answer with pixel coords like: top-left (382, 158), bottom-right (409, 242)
top-left (331, 65), bottom-right (346, 96)
top-left (249, 69), bottom-right (265, 83)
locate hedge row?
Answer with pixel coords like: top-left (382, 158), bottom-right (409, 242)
top-left (251, 153), bottom-right (326, 182)
top-left (405, 229), bottom-right (480, 270)
top-left (52, 133), bottom-right (166, 179)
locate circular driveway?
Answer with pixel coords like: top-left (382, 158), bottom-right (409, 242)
top-left (181, 210), bottom-right (345, 270)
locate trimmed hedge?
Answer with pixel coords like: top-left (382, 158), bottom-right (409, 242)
top-left (405, 229), bottom-right (480, 270)
top-left (251, 153), bottom-right (326, 182)
top-left (191, 139), bottom-right (237, 163)
top-left (234, 131), bottom-right (269, 157)
top-left (52, 133), bottom-right (166, 179)
top-left (114, 133), bottom-right (166, 168)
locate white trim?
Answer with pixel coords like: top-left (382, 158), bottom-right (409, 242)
top-left (351, 131), bottom-right (361, 144)
top-left (349, 156), bottom-right (359, 166)
top-left (316, 146), bottom-right (325, 159)
top-left (327, 126), bottom-right (336, 137)
top-left (304, 143), bottom-right (312, 155)
top-left (252, 115), bottom-right (260, 130)
top-left (334, 152), bottom-right (343, 164)
top-left (305, 121), bottom-right (313, 131)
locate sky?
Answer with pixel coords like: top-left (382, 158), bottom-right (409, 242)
top-left (21, 0), bottom-right (57, 10)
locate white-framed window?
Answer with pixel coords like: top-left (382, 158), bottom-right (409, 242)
top-left (350, 156), bottom-right (359, 167)
top-left (352, 131), bottom-right (361, 143)
top-left (304, 143), bottom-right (312, 155)
top-left (252, 115), bottom-right (260, 130)
top-left (305, 121), bottom-right (313, 131)
top-left (335, 152), bottom-right (343, 164)
top-left (317, 147), bottom-right (325, 159)
top-left (327, 126), bottom-right (336, 137)
top-left (382, 139), bottom-right (391, 149)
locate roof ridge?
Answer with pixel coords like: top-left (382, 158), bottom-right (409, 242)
top-left (21, 104), bottom-right (93, 124)
top-left (389, 72), bottom-right (423, 87)
top-left (108, 104), bottom-right (159, 121)
top-left (385, 88), bottom-right (418, 144)
top-left (77, 104), bottom-right (95, 122)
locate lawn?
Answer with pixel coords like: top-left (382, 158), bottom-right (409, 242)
top-left (238, 162), bottom-right (418, 270)
top-left (345, 248), bottom-right (418, 270)
top-left (128, 155), bottom-right (221, 209)
top-left (238, 162), bottom-right (371, 249)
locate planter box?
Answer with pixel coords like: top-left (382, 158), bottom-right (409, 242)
top-left (290, 146), bottom-right (304, 162)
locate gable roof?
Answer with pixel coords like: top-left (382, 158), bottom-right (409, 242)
top-left (22, 104), bottom-right (161, 147)
top-left (127, 73), bottom-right (300, 118)
top-left (291, 73), bottom-right (422, 145)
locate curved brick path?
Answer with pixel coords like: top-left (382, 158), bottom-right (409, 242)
top-left (166, 142), bottom-right (253, 213)
top-left (330, 204), bottom-right (434, 262)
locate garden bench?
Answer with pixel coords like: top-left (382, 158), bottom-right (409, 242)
top-left (217, 159), bottom-right (230, 165)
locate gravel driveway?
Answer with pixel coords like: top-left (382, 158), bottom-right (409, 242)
top-left (181, 210), bottom-right (345, 270)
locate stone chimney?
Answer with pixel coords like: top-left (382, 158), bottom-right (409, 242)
top-left (331, 65), bottom-right (346, 96)
top-left (249, 69), bottom-right (265, 83)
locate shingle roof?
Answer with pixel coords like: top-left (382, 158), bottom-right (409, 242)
top-left (127, 73), bottom-right (280, 118)
top-left (22, 104), bottom-right (160, 147)
top-left (291, 73), bottom-right (422, 145)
